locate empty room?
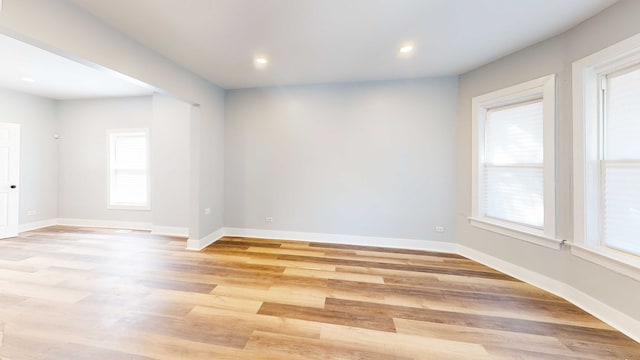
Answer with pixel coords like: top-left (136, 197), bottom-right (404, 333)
top-left (0, 0), bottom-right (639, 359)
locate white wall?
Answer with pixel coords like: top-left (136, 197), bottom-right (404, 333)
top-left (151, 94), bottom-right (191, 232)
top-left (56, 95), bottom-right (192, 233)
top-left (0, 0), bottom-right (225, 241)
top-left (225, 78), bottom-right (458, 243)
top-left (0, 88), bottom-right (57, 226)
top-left (57, 96), bottom-right (153, 224)
top-left (196, 92), bottom-right (226, 238)
top-left (457, 0), bottom-right (640, 323)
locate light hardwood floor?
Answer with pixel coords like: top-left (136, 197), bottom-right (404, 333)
top-left (0, 226), bottom-right (638, 359)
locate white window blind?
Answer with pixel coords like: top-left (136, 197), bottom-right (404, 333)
top-left (483, 100), bottom-right (544, 227)
top-left (109, 130), bottom-right (149, 209)
top-left (602, 67), bottom-right (640, 255)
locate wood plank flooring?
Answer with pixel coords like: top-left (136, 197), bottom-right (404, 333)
top-left (0, 226), bottom-right (638, 359)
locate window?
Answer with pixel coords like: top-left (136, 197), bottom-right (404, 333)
top-left (108, 129), bottom-right (150, 210)
top-left (602, 66), bottom-right (640, 256)
top-left (470, 75), bottom-right (557, 248)
top-left (573, 33), bottom-right (640, 279)
top-left (484, 100), bottom-right (544, 227)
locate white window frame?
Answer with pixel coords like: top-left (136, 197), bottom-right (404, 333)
top-left (573, 33), bottom-right (640, 281)
top-left (470, 75), bottom-right (558, 249)
top-left (107, 128), bottom-right (151, 210)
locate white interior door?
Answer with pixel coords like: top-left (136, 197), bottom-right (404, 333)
top-left (0, 123), bottom-right (20, 239)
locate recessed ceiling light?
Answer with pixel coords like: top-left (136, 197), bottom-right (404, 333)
top-left (255, 57), bottom-right (268, 65)
top-left (21, 77), bottom-right (35, 83)
top-left (399, 45), bottom-right (414, 53)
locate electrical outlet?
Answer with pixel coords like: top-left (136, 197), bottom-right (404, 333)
top-left (265, 216), bottom-right (273, 223)
top-left (204, 208), bottom-right (211, 215)
top-left (27, 210), bottom-right (37, 216)
top-left (435, 226), bottom-right (445, 233)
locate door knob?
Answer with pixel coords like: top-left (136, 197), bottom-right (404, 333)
top-left (10, 185), bottom-right (16, 189)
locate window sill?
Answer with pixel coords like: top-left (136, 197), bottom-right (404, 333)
top-left (468, 217), bottom-right (562, 250)
top-left (570, 243), bottom-right (640, 282)
top-left (107, 205), bottom-right (151, 211)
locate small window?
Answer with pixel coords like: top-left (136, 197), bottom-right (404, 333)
top-left (470, 75), bottom-right (557, 248)
top-left (573, 32), bottom-right (640, 280)
top-left (108, 129), bottom-right (150, 210)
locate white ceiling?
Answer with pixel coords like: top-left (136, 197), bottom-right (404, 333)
top-left (66, 0), bottom-right (617, 90)
top-left (0, 33), bottom-right (155, 100)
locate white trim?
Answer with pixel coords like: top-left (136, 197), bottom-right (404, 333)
top-left (458, 244), bottom-right (566, 294)
top-left (57, 218), bottom-right (151, 231)
top-left (458, 245), bottom-right (640, 343)
top-left (572, 32), bottom-right (640, 74)
top-left (468, 217), bottom-right (562, 250)
top-left (223, 227), bottom-right (457, 253)
top-left (18, 218), bottom-right (190, 237)
top-left (542, 75), bottom-right (557, 238)
top-left (187, 227), bottom-right (224, 251)
top-left (573, 32), bottom-right (640, 275)
top-left (561, 285), bottom-right (640, 344)
top-left (150, 225), bottom-right (189, 238)
top-left (571, 244), bottom-right (640, 282)
top-left (471, 74), bottom-right (557, 243)
top-left (572, 57), bottom-right (592, 250)
top-left (18, 218), bottom-right (58, 233)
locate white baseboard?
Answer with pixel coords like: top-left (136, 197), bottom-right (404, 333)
top-left (457, 245), bottom-right (567, 295)
top-left (18, 218), bottom-right (58, 233)
top-left (151, 225), bottom-right (189, 238)
top-left (19, 218), bottom-right (188, 237)
top-left (187, 227), bottom-right (225, 251)
top-left (223, 227), bottom-right (457, 253)
top-left (561, 285), bottom-right (640, 343)
top-left (57, 218), bottom-right (152, 231)
top-left (457, 245), bottom-right (640, 343)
